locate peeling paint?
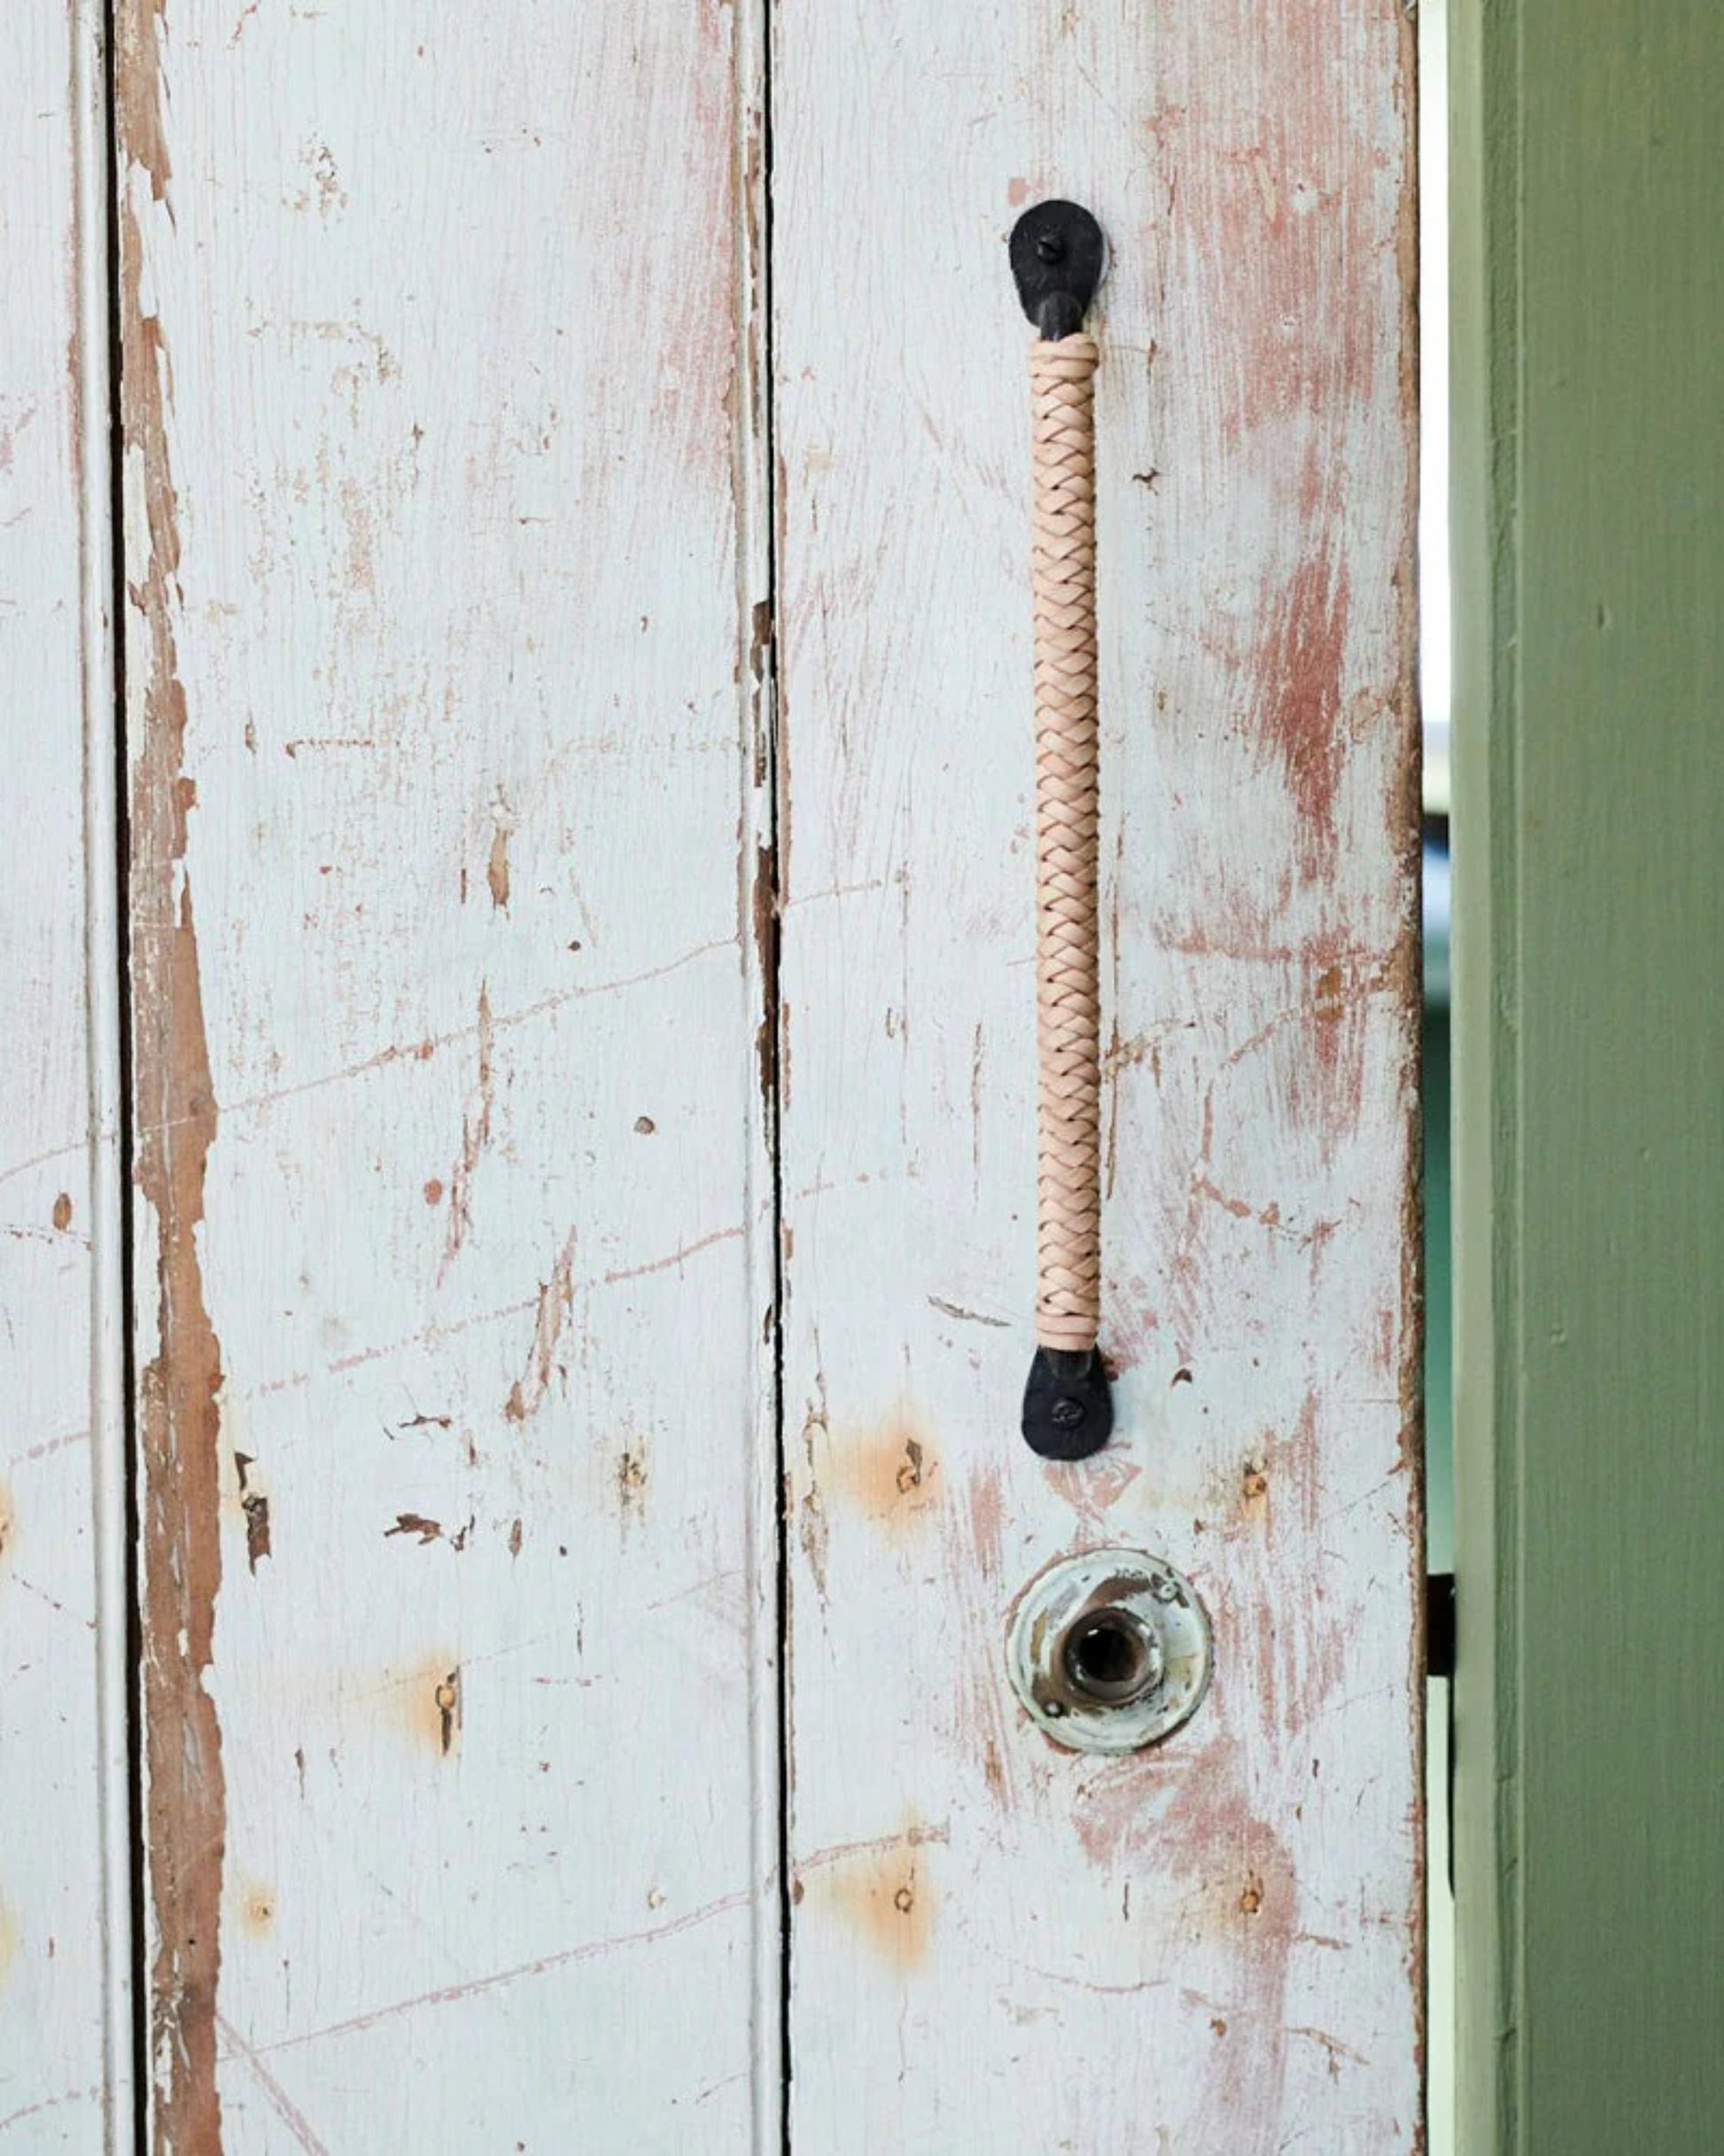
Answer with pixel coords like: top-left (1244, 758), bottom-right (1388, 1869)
top-left (434, 1669), bottom-right (461, 1755)
top-left (234, 1452), bottom-right (271, 1573)
top-left (486, 809), bottom-right (512, 911)
top-left (118, 24), bottom-right (230, 2119)
top-left (385, 1513), bottom-right (444, 1545)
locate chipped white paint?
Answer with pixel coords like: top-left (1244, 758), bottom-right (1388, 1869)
top-left (774, 4), bottom-right (1422, 2151)
top-left (0, 4), bottom-right (132, 2144)
top-left (116, 4), bottom-right (773, 2147)
top-left (4, 4), bottom-right (1418, 2144)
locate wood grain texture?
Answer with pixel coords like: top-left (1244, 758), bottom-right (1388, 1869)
top-left (115, 4), bottom-right (774, 2147)
top-left (773, 4), bottom-right (1422, 2147)
top-left (1453, 4), bottom-right (1724, 2148)
top-left (0, 5), bottom-right (128, 2144)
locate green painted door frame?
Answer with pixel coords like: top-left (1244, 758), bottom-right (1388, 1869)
top-left (1450, 4), bottom-right (1724, 2147)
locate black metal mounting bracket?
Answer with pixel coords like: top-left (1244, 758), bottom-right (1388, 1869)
top-left (1008, 198), bottom-right (1107, 341)
top-left (1021, 1345), bottom-right (1114, 1462)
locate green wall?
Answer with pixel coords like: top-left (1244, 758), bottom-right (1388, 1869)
top-left (1451, 4), bottom-right (1724, 2147)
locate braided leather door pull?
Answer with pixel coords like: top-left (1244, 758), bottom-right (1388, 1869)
top-left (1009, 201), bottom-right (1114, 1461)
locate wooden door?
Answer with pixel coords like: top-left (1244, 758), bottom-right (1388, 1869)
top-left (774, 5), bottom-right (1421, 2148)
top-left (5, 3), bottom-right (1417, 2147)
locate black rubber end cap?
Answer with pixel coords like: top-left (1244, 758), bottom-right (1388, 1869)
top-left (1021, 1346), bottom-right (1114, 1461)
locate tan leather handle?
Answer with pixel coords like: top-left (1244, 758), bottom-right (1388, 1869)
top-left (1029, 332), bottom-right (1102, 1357)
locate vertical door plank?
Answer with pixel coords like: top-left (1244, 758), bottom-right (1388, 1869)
top-left (774, 4), bottom-right (1420, 2147)
top-left (115, 5), bottom-right (773, 2147)
top-left (0, 5), bottom-right (129, 2144)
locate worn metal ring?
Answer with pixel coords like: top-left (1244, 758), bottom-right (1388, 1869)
top-left (1006, 1547), bottom-right (1213, 1755)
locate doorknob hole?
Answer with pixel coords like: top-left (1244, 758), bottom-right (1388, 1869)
top-left (1063, 1612), bottom-right (1160, 1703)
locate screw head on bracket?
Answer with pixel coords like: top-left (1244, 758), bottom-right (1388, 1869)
top-left (1021, 1345), bottom-right (1113, 1459)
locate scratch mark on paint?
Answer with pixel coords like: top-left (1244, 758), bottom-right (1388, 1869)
top-left (504, 1228), bottom-right (576, 1423)
top-left (0, 2086), bottom-right (105, 2136)
top-left (794, 1819), bottom-right (951, 1877)
top-left (1, 1428), bottom-right (88, 1474)
top-left (598, 1222), bottom-right (745, 1288)
top-left (970, 1020), bottom-right (984, 1198)
top-left (1288, 2024), bottom-right (1371, 2076)
top-left (122, 938), bottom-right (737, 1154)
top-left (926, 1296), bottom-right (1009, 1329)
top-left (214, 2016), bottom-right (330, 2156)
top-left (255, 1889), bottom-right (752, 2056)
top-left (439, 983), bottom-right (494, 1275)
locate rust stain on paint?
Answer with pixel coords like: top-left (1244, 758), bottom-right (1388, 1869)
top-left (805, 1822), bottom-right (939, 1970)
top-left (504, 1228), bottom-right (576, 1423)
top-left (119, 121), bottom-right (227, 2146)
top-left (1223, 1394), bottom-right (1323, 1546)
top-left (51, 1192), bottom-right (74, 1233)
top-left (0, 1479), bottom-right (12, 1568)
top-left (390, 1653), bottom-right (464, 1757)
top-left (827, 1405), bottom-right (942, 1534)
top-left (236, 1880), bottom-right (276, 1940)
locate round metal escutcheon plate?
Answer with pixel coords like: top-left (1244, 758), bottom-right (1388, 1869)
top-left (1006, 1547), bottom-right (1213, 1755)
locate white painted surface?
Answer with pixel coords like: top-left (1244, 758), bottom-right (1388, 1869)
top-left (117, 5), bottom-right (774, 2147)
top-left (0, 5), bottom-right (130, 2145)
top-left (0, 6), bottom-right (1421, 2146)
top-left (773, 3), bottom-right (1422, 2148)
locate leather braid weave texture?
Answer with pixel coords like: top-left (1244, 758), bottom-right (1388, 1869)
top-left (1029, 331), bottom-right (1102, 1353)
